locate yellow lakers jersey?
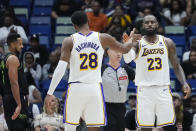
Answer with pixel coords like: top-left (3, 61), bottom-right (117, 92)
top-left (134, 35), bottom-right (170, 86)
top-left (68, 31), bottom-right (104, 83)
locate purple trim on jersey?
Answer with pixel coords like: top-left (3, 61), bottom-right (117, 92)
top-left (63, 84), bottom-right (69, 123)
top-left (78, 31), bottom-right (93, 37)
top-left (135, 86), bottom-right (139, 128)
top-left (86, 31), bottom-right (93, 37)
top-left (78, 32), bottom-right (84, 36)
top-left (100, 83), bottom-right (108, 126)
top-left (107, 63), bottom-right (121, 71)
top-left (169, 86), bottom-right (173, 93)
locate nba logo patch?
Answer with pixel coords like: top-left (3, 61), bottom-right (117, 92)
top-left (159, 42), bottom-right (164, 46)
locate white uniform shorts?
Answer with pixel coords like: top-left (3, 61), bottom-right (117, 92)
top-left (136, 85), bottom-right (175, 128)
top-left (63, 83), bottom-right (107, 127)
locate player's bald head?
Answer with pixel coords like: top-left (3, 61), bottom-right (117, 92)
top-left (143, 15), bottom-right (158, 23)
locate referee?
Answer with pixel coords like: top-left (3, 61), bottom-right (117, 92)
top-left (102, 48), bottom-right (135, 131)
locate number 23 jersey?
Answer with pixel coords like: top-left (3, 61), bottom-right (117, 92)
top-left (134, 35), bottom-right (170, 86)
top-left (68, 32), bottom-right (104, 83)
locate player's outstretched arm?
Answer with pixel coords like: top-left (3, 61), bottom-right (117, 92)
top-left (122, 33), bottom-right (140, 63)
top-left (100, 28), bottom-right (141, 54)
top-left (165, 37), bottom-right (191, 99)
top-left (47, 37), bottom-right (73, 96)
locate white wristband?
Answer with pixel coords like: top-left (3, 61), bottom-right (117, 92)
top-left (47, 60), bottom-right (68, 95)
top-left (123, 49), bottom-right (136, 63)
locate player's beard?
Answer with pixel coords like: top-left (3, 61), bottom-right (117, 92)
top-left (142, 27), bottom-right (157, 36)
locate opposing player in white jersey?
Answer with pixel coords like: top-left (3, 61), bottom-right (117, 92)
top-left (45, 11), bottom-right (141, 131)
top-left (123, 15), bottom-right (191, 131)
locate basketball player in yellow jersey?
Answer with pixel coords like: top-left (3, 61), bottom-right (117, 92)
top-left (45, 11), bottom-right (141, 131)
top-left (123, 15), bottom-right (191, 131)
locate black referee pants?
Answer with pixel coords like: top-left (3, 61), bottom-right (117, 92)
top-left (3, 94), bottom-right (28, 131)
top-left (103, 102), bottom-right (126, 131)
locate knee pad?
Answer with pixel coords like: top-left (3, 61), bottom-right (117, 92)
top-left (64, 123), bottom-right (77, 131)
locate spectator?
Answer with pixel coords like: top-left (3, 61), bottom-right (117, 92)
top-left (172, 92), bottom-right (193, 131)
top-left (34, 95), bottom-right (64, 131)
top-left (104, 0), bottom-right (118, 15)
top-left (86, 1), bottom-right (108, 32)
top-left (51, 0), bottom-right (77, 18)
top-left (164, 0), bottom-right (187, 25)
top-left (107, 16), bottom-right (124, 41)
top-left (107, 5), bottom-right (132, 29)
top-left (81, 0), bottom-right (94, 12)
top-left (182, 49), bottom-right (196, 79)
top-left (27, 34), bottom-right (49, 67)
top-left (120, 0), bottom-right (134, 15)
top-left (131, 0), bottom-right (162, 20)
top-left (24, 50), bottom-right (43, 120)
top-left (26, 86), bottom-right (41, 130)
top-left (125, 93), bottom-right (137, 131)
top-left (186, 0), bottom-right (196, 17)
top-left (191, 94), bottom-right (196, 131)
top-left (127, 93), bottom-right (136, 111)
top-left (23, 51), bottom-right (42, 87)
top-left (42, 51), bottom-right (59, 80)
top-left (0, 7), bottom-right (27, 31)
top-left (182, 38), bottom-right (196, 62)
top-left (42, 51), bottom-right (69, 81)
top-left (54, 97), bottom-right (63, 115)
top-left (101, 48), bottom-right (135, 131)
top-left (0, 95), bottom-right (8, 131)
top-left (0, 15), bottom-right (28, 45)
top-left (173, 93), bottom-right (183, 131)
top-left (189, 94), bottom-right (196, 114)
top-left (28, 85), bottom-right (42, 129)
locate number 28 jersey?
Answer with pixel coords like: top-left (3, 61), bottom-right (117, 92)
top-left (68, 32), bottom-right (104, 83)
top-left (135, 35), bottom-right (170, 86)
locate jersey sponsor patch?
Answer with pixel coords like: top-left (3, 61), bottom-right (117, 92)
top-left (119, 76), bottom-right (128, 80)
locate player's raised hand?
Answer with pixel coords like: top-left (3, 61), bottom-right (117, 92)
top-left (122, 33), bottom-right (129, 43)
top-left (182, 83), bottom-right (191, 99)
top-left (129, 28), bottom-right (136, 38)
top-left (123, 28), bottom-right (142, 43)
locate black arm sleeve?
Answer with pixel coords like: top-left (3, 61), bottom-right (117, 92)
top-left (123, 64), bottom-right (135, 81)
top-left (101, 64), bottom-right (108, 76)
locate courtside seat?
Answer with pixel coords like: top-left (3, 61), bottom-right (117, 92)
top-left (34, 0), bottom-right (54, 6)
top-left (14, 8), bottom-right (28, 19)
top-left (32, 7), bottom-right (52, 16)
top-left (56, 25), bottom-right (75, 35)
top-left (165, 26), bottom-right (185, 35)
top-left (30, 16), bottom-right (51, 25)
top-left (16, 15), bottom-right (28, 26)
top-left (54, 35), bottom-right (66, 45)
top-left (56, 17), bottom-right (72, 25)
top-left (165, 34), bottom-right (186, 46)
top-left (187, 79), bottom-right (196, 92)
top-left (29, 24), bottom-right (51, 36)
